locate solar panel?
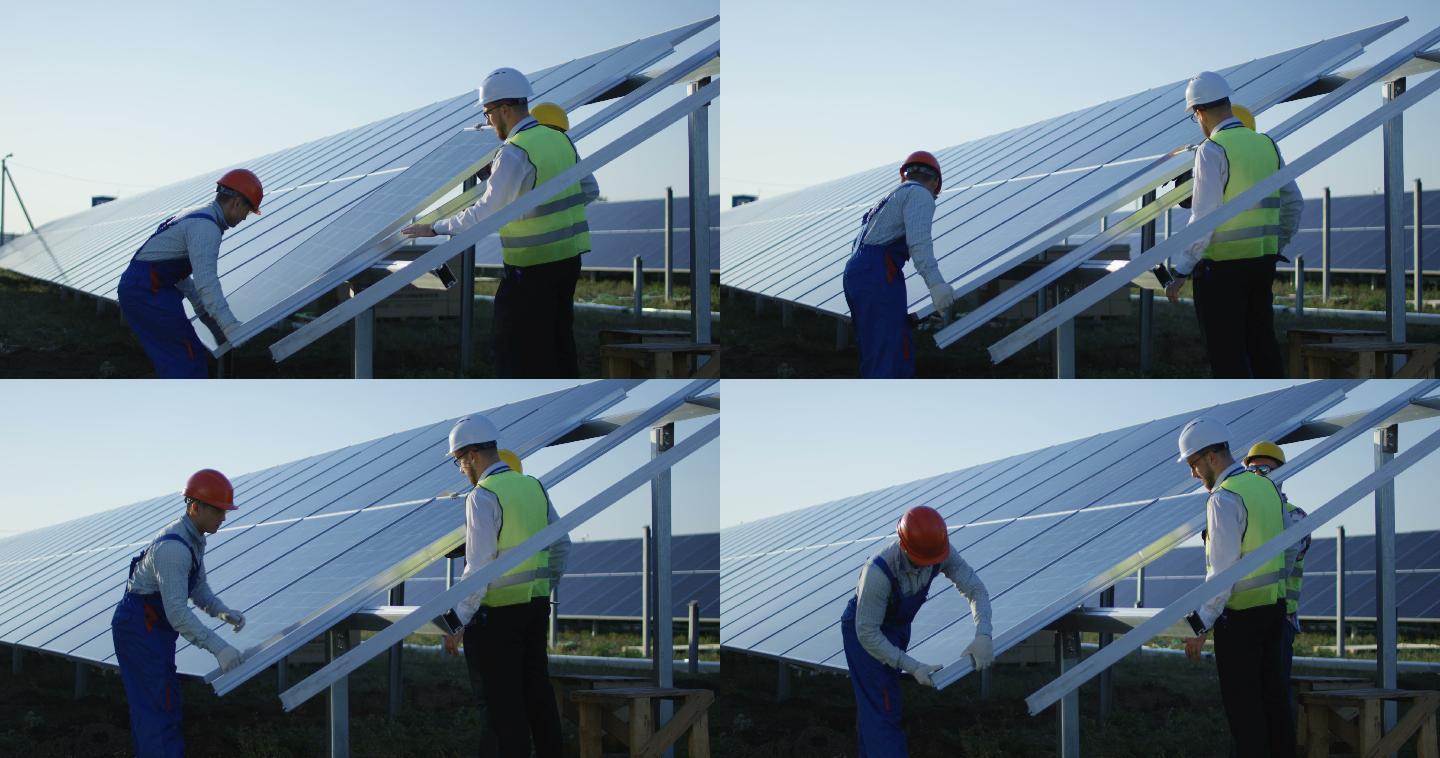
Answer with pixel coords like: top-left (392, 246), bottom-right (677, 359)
top-left (720, 21), bottom-right (1397, 319)
top-left (721, 382), bottom-right (1349, 678)
top-left (1277, 190), bottom-right (1440, 274)
top-left (1104, 529), bottom-right (1440, 620)
top-left (0, 19), bottom-right (716, 351)
top-left (468, 196), bottom-right (721, 273)
top-left (0, 382), bottom-right (629, 680)
top-left (378, 533), bottom-right (719, 620)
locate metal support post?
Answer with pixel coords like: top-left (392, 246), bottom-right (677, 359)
top-left (327, 628), bottom-right (350, 758)
top-left (1054, 286), bottom-right (1075, 379)
top-left (387, 583), bottom-right (404, 721)
top-left (781, 302), bottom-right (793, 328)
top-left (1098, 586), bottom-right (1114, 721)
top-left (633, 256), bottom-right (645, 319)
top-left (1295, 255), bottom-right (1306, 317)
top-left (981, 666), bottom-right (993, 700)
top-left (687, 601), bottom-right (700, 675)
top-left (353, 306), bottom-right (374, 379)
top-left (754, 293), bottom-right (763, 316)
top-left (651, 423), bottom-right (676, 758)
top-left (277, 655), bottom-right (289, 692)
top-left (641, 525), bottom-right (652, 659)
top-left (460, 176), bottom-right (476, 376)
top-left (1322, 188), bottom-right (1332, 302)
top-left (74, 662), bottom-right (88, 700)
top-left (1374, 425), bottom-right (1399, 736)
top-left (1135, 567), bottom-right (1146, 608)
top-left (446, 555), bottom-right (456, 589)
top-left (1415, 179), bottom-right (1424, 312)
top-left (664, 186), bottom-right (674, 302)
top-left (776, 661), bottom-right (791, 703)
top-left (1057, 631), bottom-right (1081, 758)
top-left (1383, 79), bottom-right (1408, 374)
top-left (11, 645), bottom-right (20, 674)
top-left (0, 156), bottom-right (9, 245)
top-left (688, 78), bottom-right (713, 354)
top-left (1336, 526), bottom-right (1346, 658)
top-left (1139, 190), bottom-right (1156, 376)
top-left (835, 318), bottom-right (848, 351)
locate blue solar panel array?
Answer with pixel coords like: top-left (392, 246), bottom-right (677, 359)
top-left (1097, 528), bottom-right (1440, 620)
top-left (383, 533), bottom-right (718, 621)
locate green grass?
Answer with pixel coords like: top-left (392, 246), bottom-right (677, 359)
top-left (0, 269), bottom-right (712, 378)
top-left (715, 644), bottom-right (1440, 758)
top-left (720, 281), bottom-right (1440, 378)
top-left (0, 629), bottom-right (716, 758)
top-left (1272, 276), bottom-right (1440, 313)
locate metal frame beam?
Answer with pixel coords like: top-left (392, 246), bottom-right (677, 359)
top-left (267, 47), bottom-right (720, 363)
top-left (688, 77), bottom-right (714, 354)
top-left (1383, 78), bottom-right (1409, 374)
top-left (991, 57), bottom-right (1440, 364)
top-left (1025, 381), bottom-right (1440, 715)
top-left (278, 416), bottom-right (719, 710)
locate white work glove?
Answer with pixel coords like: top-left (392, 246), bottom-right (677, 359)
top-left (928, 281), bottom-right (955, 315)
top-left (217, 609), bottom-right (245, 633)
top-left (964, 633), bottom-right (994, 671)
top-left (911, 662), bottom-right (942, 688)
top-left (215, 643), bottom-right (242, 673)
top-left (218, 315), bottom-right (243, 345)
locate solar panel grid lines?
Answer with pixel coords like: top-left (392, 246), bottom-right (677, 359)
top-left (0, 381), bottom-right (627, 679)
top-left (718, 21), bottom-right (1399, 320)
top-left (720, 382), bottom-right (1348, 680)
top-left (0, 18), bottom-right (716, 354)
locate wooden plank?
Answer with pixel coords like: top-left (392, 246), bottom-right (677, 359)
top-left (1360, 698), bottom-right (1382, 754)
top-left (578, 703), bottom-right (604, 758)
top-left (688, 709), bottom-right (711, 758)
top-left (1364, 692), bottom-right (1440, 758)
top-left (639, 690), bottom-right (715, 758)
top-left (1307, 702), bottom-right (1330, 758)
top-left (629, 696), bottom-right (654, 758)
top-left (1418, 710), bottom-right (1438, 758)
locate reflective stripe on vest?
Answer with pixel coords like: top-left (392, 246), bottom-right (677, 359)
top-left (1211, 470), bottom-right (1287, 610)
top-left (1204, 125), bottom-right (1282, 262)
top-left (499, 123), bottom-right (591, 267)
top-left (477, 470), bottom-right (552, 607)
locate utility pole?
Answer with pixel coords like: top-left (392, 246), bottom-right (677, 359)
top-left (1, 153), bottom-right (12, 247)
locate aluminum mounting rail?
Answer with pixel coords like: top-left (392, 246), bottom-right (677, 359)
top-left (278, 416), bottom-right (719, 710)
top-left (989, 58), bottom-right (1440, 364)
top-left (1024, 379), bottom-right (1440, 713)
top-left (267, 56), bottom-right (720, 362)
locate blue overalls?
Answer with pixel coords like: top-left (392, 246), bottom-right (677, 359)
top-left (841, 555), bottom-right (938, 757)
top-left (117, 212), bottom-right (225, 378)
top-left (843, 193), bottom-right (915, 378)
top-left (111, 533), bottom-right (198, 758)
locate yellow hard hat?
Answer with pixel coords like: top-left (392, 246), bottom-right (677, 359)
top-left (1243, 440), bottom-right (1285, 467)
top-left (1232, 104), bottom-right (1256, 130)
top-left (531, 102), bottom-right (569, 132)
top-left (498, 448), bottom-right (523, 474)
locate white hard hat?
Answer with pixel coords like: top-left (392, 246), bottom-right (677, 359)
top-left (1177, 417), bottom-right (1231, 463)
top-left (478, 67), bottom-right (533, 107)
top-left (1185, 71), bottom-right (1232, 111)
top-left (447, 415), bottom-right (500, 457)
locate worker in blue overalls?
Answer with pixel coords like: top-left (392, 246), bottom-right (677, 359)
top-left (842, 151), bottom-right (954, 378)
top-left (111, 469), bottom-right (248, 757)
top-left (841, 506), bottom-right (994, 757)
top-left (118, 169), bottom-right (262, 378)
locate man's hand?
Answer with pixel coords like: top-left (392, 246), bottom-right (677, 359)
top-left (218, 609), bottom-right (245, 633)
top-left (197, 312), bottom-right (227, 346)
top-left (1165, 278), bottom-right (1184, 304)
top-left (964, 633), bottom-right (994, 671)
top-left (401, 223), bottom-right (437, 238)
top-left (911, 662), bottom-right (942, 688)
top-left (1184, 633), bottom-right (1208, 660)
top-left (928, 282), bottom-right (955, 316)
top-left (443, 630), bottom-right (464, 656)
top-left (215, 644), bottom-right (242, 673)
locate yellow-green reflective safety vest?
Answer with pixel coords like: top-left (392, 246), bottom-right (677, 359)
top-left (1283, 498), bottom-right (1306, 615)
top-left (1212, 470), bottom-right (1287, 611)
top-left (477, 469), bottom-right (553, 608)
top-left (1204, 125), bottom-right (1283, 262)
top-left (499, 123), bottom-right (591, 267)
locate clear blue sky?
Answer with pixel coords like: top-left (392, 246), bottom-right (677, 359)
top-left (0, 380), bottom-right (719, 543)
top-left (723, 0), bottom-right (1439, 207)
top-left (0, 1), bottom-right (718, 229)
top-left (722, 380), bottom-right (1440, 543)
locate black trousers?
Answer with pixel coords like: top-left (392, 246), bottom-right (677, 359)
top-left (463, 598), bottom-right (562, 758)
top-left (1191, 256), bottom-right (1285, 379)
top-left (1213, 601), bottom-right (1295, 758)
top-left (492, 256), bottom-right (581, 378)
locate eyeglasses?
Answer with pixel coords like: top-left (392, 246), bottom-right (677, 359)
top-left (452, 453), bottom-right (468, 468)
top-left (482, 104), bottom-right (505, 123)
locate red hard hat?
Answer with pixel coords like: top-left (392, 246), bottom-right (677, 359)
top-left (897, 506), bottom-right (949, 566)
top-left (185, 469), bottom-right (237, 511)
top-left (900, 150), bottom-right (942, 194)
top-left (217, 169), bottom-right (263, 214)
